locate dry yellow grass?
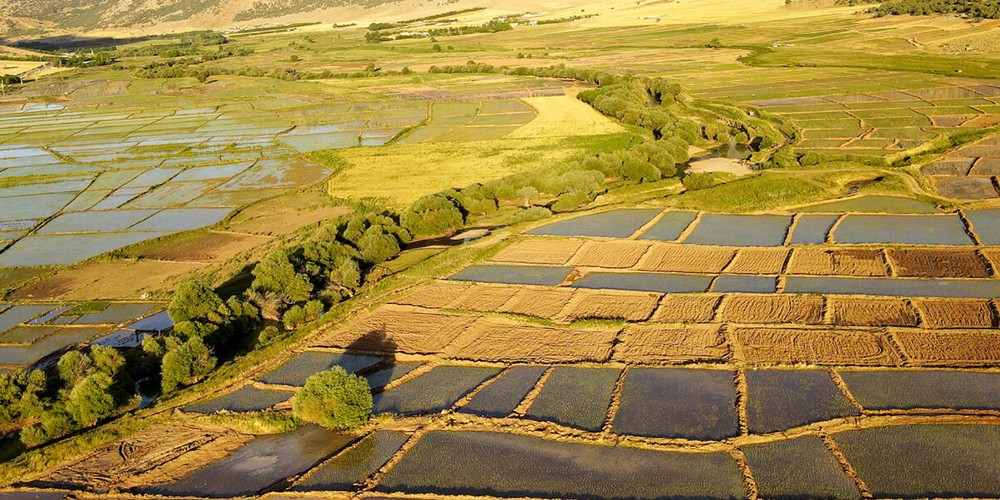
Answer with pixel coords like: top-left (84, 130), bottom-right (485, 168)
top-left (507, 95), bottom-right (625, 139)
top-left (391, 280), bottom-right (472, 309)
top-left (0, 61), bottom-right (46, 75)
top-left (12, 260), bottom-right (206, 301)
top-left (448, 283), bottom-right (520, 312)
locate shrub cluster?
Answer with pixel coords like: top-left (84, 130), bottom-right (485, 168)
top-left (867, 0), bottom-right (1000, 18)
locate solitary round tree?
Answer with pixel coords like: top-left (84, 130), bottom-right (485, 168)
top-left (293, 367), bottom-right (372, 430)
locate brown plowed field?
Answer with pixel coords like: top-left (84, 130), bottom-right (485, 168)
top-left (721, 295), bottom-right (824, 324)
top-left (391, 280), bottom-right (472, 308)
top-left (317, 305), bottom-right (478, 354)
top-left (650, 294), bottom-right (721, 323)
top-left (635, 244), bottom-right (736, 273)
top-left (490, 238), bottom-right (584, 265)
top-left (498, 286), bottom-right (577, 319)
top-left (443, 318), bottom-right (616, 363)
top-left (978, 248), bottom-right (1000, 271)
top-left (894, 330), bottom-right (1000, 366)
top-left (914, 298), bottom-right (996, 329)
top-left (886, 249), bottom-right (991, 278)
top-left (612, 324), bottom-right (728, 364)
top-left (448, 283), bottom-right (520, 312)
top-left (730, 327), bottom-right (901, 366)
top-left (724, 247), bottom-right (790, 275)
top-left (786, 248), bottom-right (889, 276)
top-left (570, 240), bottom-right (652, 268)
top-left (829, 297), bottom-right (919, 327)
top-left (559, 290), bottom-right (661, 322)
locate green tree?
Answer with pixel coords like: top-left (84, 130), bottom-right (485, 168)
top-left (357, 225), bottom-right (401, 264)
top-left (57, 351), bottom-right (93, 387)
top-left (169, 279), bottom-right (224, 323)
top-left (293, 367), bottom-right (372, 430)
top-left (161, 337), bottom-right (217, 393)
top-left (66, 373), bottom-right (116, 426)
top-left (251, 250), bottom-right (314, 304)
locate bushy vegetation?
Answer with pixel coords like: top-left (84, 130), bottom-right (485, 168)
top-left (292, 367), bottom-right (372, 430)
top-left (868, 0), bottom-right (1000, 18)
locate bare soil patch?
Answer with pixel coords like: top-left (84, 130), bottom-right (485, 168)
top-left (650, 294), bottom-right (722, 323)
top-left (894, 330), bottom-right (1000, 366)
top-left (721, 295), bottom-right (824, 324)
top-left (317, 305), bottom-right (478, 354)
top-left (731, 327), bottom-right (901, 366)
top-left (224, 191), bottom-right (350, 236)
top-left (559, 289), bottom-right (661, 322)
top-left (724, 247), bottom-right (790, 275)
top-left (570, 240), bottom-right (652, 269)
top-left (914, 298), bottom-right (996, 329)
top-left (636, 244), bottom-right (736, 274)
top-left (125, 230), bottom-right (272, 262)
top-left (613, 324), bottom-right (728, 364)
top-left (829, 297), bottom-right (919, 327)
top-left (786, 248), bottom-right (888, 276)
top-left (886, 248), bottom-right (991, 278)
top-left (443, 318), bottom-right (616, 363)
top-left (490, 238), bottom-right (584, 266)
top-left (391, 280), bottom-right (472, 309)
top-left (12, 260), bottom-right (206, 301)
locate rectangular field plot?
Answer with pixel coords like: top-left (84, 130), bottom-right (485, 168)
top-left (73, 303), bottom-right (161, 325)
top-left (448, 265), bottom-right (570, 286)
top-left (364, 363), bottom-right (422, 389)
top-left (258, 351), bottom-right (382, 387)
top-left (834, 424), bottom-right (1000, 498)
top-left (498, 287), bottom-right (577, 320)
top-left (526, 209), bottom-right (662, 238)
top-left (839, 370), bottom-right (1000, 410)
top-left (142, 425), bottom-right (354, 498)
top-left (784, 277), bottom-right (1000, 298)
top-left (636, 244), bottom-right (736, 274)
top-left (293, 430), bottom-right (408, 491)
top-left (0, 232), bottom-right (170, 267)
top-left (886, 248), bottom-right (991, 278)
top-left (829, 297), bottom-right (919, 327)
top-left (0, 305), bottom-right (56, 334)
top-left (789, 214), bottom-right (840, 244)
top-left (0, 327), bottom-right (112, 367)
top-left (893, 330), bottom-right (1000, 367)
top-left (797, 195), bottom-right (939, 214)
top-left (569, 240), bottom-right (652, 268)
top-left (373, 365), bottom-right (499, 416)
top-left (318, 307), bottom-right (478, 354)
top-left (442, 320), bottom-right (616, 363)
top-left (459, 366), bottom-right (547, 418)
top-left (742, 436), bottom-right (861, 500)
top-left (558, 289), bottom-right (661, 322)
top-left (0, 326), bottom-right (57, 345)
top-left (787, 248), bottom-right (888, 276)
top-left (833, 214), bottom-right (973, 245)
top-left (571, 272), bottom-right (713, 294)
top-left (37, 210), bottom-right (157, 234)
top-left (724, 247), bottom-right (790, 275)
top-left (489, 238), bottom-right (583, 265)
top-left (378, 431), bottom-right (744, 499)
top-left (446, 283), bottom-right (520, 312)
top-left (613, 324), bottom-right (727, 364)
top-left (731, 327), bottom-right (901, 366)
top-left (636, 211), bottom-right (699, 241)
top-left (712, 275), bottom-right (777, 293)
top-left (613, 368), bottom-right (738, 440)
top-left (745, 370), bottom-right (858, 434)
top-left (722, 295), bottom-right (824, 324)
top-left (650, 294), bottom-right (721, 323)
top-left (914, 298), bottom-right (995, 329)
top-left (967, 209), bottom-right (1000, 245)
top-left (525, 367), bottom-right (620, 431)
top-left (130, 208), bottom-right (231, 231)
top-left (183, 386), bottom-right (293, 413)
top-left (683, 214), bottom-right (792, 247)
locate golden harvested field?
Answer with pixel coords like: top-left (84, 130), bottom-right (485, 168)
top-left (914, 298), bottom-right (996, 329)
top-left (447, 283), bottom-right (520, 312)
top-left (829, 297), bottom-right (920, 327)
top-left (894, 330), bottom-right (1000, 367)
top-left (11, 260), bottom-right (207, 301)
top-left (490, 238), bottom-right (584, 265)
top-left (635, 244), bottom-right (737, 274)
top-left (569, 240), bottom-right (652, 269)
top-left (786, 248), bottom-right (889, 276)
top-left (498, 286), bottom-right (578, 319)
top-left (650, 294), bottom-right (722, 323)
top-left (506, 95), bottom-right (626, 139)
top-left (612, 324), bottom-right (728, 364)
top-left (558, 289), bottom-right (661, 322)
top-left (443, 318), bottom-right (616, 363)
top-left (720, 294), bottom-right (825, 324)
top-left (723, 247), bottom-right (790, 275)
top-left (730, 327), bottom-right (902, 366)
top-left (318, 305), bottom-right (478, 354)
top-left (886, 248), bottom-right (992, 278)
top-left (391, 280), bottom-right (473, 309)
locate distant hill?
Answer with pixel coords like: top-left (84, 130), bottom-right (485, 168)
top-left (0, 0), bottom-right (420, 34)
